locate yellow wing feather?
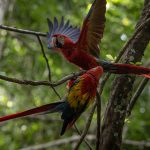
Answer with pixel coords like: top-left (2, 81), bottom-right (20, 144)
top-left (67, 79), bottom-right (94, 108)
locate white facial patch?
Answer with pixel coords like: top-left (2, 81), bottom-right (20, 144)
top-left (51, 37), bottom-right (56, 47)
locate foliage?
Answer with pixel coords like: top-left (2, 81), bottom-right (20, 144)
top-left (0, 0), bottom-right (149, 149)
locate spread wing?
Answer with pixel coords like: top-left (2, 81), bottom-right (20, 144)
top-left (47, 17), bottom-right (80, 48)
top-left (77, 0), bottom-right (106, 58)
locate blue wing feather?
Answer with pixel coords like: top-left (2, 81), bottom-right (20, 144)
top-left (47, 17), bottom-right (80, 46)
top-left (58, 17), bottom-right (64, 32)
top-left (47, 19), bottom-right (53, 37)
top-left (61, 20), bottom-right (70, 34)
top-left (53, 17), bottom-right (59, 33)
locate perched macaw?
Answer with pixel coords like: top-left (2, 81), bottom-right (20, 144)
top-left (0, 66), bottom-right (103, 135)
top-left (47, 0), bottom-right (150, 78)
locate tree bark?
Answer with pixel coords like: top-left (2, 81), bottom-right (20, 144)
top-left (0, 0), bottom-right (9, 24)
top-left (0, 0), bottom-right (9, 58)
top-left (100, 0), bottom-right (150, 150)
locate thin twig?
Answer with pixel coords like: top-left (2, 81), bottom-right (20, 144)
top-left (96, 92), bottom-right (101, 150)
top-left (123, 139), bottom-right (150, 147)
top-left (74, 102), bottom-right (97, 150)
top-left (126, 78), bottom-right (149, 117)
top-left (74, 124), bottom-right (93, 150)
top-left (0, 71), bottom-right (85, 87)
top-left (21, 135), bottom-right (96, 150)
top-left (0, 24), bottom-right (46, 37)
top-left (36, 35), bottom-right (61, 99)
top-left (126, 61), bottom-right (150, 117)
top-left (20, 135), bottom-right (150, 150)
top-left (36, 35), bottom-right (52, 81)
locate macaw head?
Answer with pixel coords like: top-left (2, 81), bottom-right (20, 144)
top-left (47, 17), bottom-right (80, 51)
top-left (87, 66), bottom-right (103, 82)
top-left (48, 34), bottom-right (73, 51)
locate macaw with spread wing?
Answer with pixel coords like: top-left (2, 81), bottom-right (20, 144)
top-left (47, 0), bottom-right (150, 78)
top-left (0, 66), bottom-right (103, 135)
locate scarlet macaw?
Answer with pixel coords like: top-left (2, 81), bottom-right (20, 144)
top-left (0, 66), bottom-right (103, 135)
top-left (47, 0), bottom-right (150, 78)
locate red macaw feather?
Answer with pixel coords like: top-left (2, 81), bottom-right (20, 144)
top-left (0, 67), bottom-right (103, 135)
top-left (47, 0), bottom-right (106, 57)
top-left (77, 0), bottom-right (106, 57)
top-left (47, 17), bottom-right (80, 47)
top-left (99, 61), bottom-right (150, 78)
top-left (47, 0), bottom-right (150, 79)
top-left (110, 63), bottom-right (150, 77)
top-left (0, 102), bottom-right (64, 122)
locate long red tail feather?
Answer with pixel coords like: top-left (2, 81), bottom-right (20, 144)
top-left (141, 74), bottom-right (150, 78)
top-left (0, 102), bottom-right (63, 122)
top-left (110, 63), bottom-right (150, 78)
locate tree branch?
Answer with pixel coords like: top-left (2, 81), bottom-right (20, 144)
top-left (126, 77), bottom-right (149, 117)
top-left (0, 71), bottom-right (85, 87)
top-left (100, 1), bottom-right (150, 149)
top-left (36, 35), bottom-right (52, 81)
top-left (123, 139), bottom-right (150, 147)
top-left (126, 61), bottom-right (150, 116)
top-left (74, 124), bottom-right (93, 150)
top-left (74, 102), bottom-right (97, 150)
top-left (96, 92), bottom-right (101, 150)
top-left (20, 135), bottom-right (150, 150)
top-left (36, 35), bottom-right (61, 99)
top-left (0, 24), bottom-right (46, 37)
top-left (21, 135), bottom-right (95, 150)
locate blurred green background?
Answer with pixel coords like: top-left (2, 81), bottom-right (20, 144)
top-left (0, 0), bottom-right (150, 149)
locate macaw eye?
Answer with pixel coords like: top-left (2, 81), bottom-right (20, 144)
top-left (58, 36), bottom-right (64, 45)
top-left (56, 36), bottom-right (64, 48)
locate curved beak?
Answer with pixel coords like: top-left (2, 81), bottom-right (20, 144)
top-left (48, 44), bottom-right (52, 49)
top-left (47, 41), bottom-right (54, 49)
